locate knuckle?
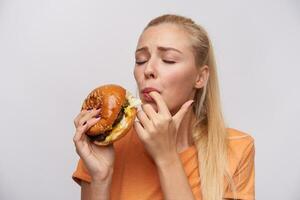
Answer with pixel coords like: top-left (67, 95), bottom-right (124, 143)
top-left (78, 116), bottom-right (90, 125)
top-left (75, 127), bottom-right (81, 132)
top-left (73, 137), bottom-right (77, 144)
top-left (164, 116), bottom-right (172, 122)
top-left (76, 126), bottom-right (85, 134)
top-left (161, 116), bottom-right (172, 123)
top-left (80, 125), bottom-right (87, 131)
top-left (153, 119), bottom-right (162, 128)
top-left (78, 119), bottom-right (86, 126)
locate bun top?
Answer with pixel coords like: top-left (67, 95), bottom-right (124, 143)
top-left (81, 84), bottom-right (126, 136)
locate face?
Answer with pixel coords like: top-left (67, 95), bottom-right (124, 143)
top-left (134, 23), bottom-right (204, 115)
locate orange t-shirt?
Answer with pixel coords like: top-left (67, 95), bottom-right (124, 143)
top-left (72, 127), bottom-right (255, 200)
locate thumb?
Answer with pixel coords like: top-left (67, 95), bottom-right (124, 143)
top-left (172, 100), bottom-right (194, 129)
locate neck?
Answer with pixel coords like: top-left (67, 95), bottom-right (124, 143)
top-left (176, 107), bottom-right (196, 153)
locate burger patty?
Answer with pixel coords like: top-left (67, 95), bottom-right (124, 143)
top-left (88, 100), bottom-right (128, 142)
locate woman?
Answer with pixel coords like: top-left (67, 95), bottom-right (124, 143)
top-left (72, 14), bottom-right (255, 200)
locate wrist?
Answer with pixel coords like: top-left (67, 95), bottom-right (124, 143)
top-left (155, 152), bottom-right (181, 169)
top-left (89, 178), bottom-right (112, 200)
top-left (91, 168), bottom-right (114, 184)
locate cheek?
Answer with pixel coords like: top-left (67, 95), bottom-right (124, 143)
top-left (164, 70), bottom-right (194, 96)
top-left (162, 69), bottom-right (195, 111)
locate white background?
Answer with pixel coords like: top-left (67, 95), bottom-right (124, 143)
top-left (0, 0), bottom-right (299, 199)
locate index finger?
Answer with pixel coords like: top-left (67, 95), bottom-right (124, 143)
top-left (74, 110), bottom-right (89, 127)
top-left (148, 91), bottom-right (170, 116)
top-left (73, 108), bottom-right (93, 127)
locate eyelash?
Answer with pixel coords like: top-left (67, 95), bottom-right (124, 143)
top-left (135, 61), bottom-right (147, 65)
top-left (163, 60), bottom-right (176, 64)
top-left (135, 60), bottom-right (176, 65)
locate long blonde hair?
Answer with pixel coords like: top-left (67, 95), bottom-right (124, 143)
top-left (144, 14), bottom-right (236, 200)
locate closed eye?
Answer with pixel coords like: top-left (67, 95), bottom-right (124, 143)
top-left (163, 60), bottom-right (176, 64)
top-left (135, 60), bottom-right (176, 65)
top-left (135, 61), bottom-right (147, 65)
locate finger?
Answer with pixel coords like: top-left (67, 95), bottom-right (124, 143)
top-left (134, 121), bottom-right (148, 141)
top-left (78, 108), bottom-right (101, 126)
top-left (74, 109), bottom-right (90, 127)
top-left (141, 103), bottom-right (157, 120)
top-left (172, 100), bottom-right (194, 129)
top-left (73, 123), bottom-right (89, 145)
top-left (136, 110), bottom-right (152, 130)
top-left (74, 117), bottom-right (101, 144)
top-left (73, 127), bottom-right (89, 157)
top-left (148, 91), bottom-right (170, 116)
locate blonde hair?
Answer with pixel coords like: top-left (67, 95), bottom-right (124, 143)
top-left (144, 14), bottom-right (237, 200)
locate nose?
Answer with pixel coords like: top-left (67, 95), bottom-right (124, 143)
top-left (144, 59), bottom-right (157, 79)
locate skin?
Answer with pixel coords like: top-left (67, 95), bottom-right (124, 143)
top-left (73, 23), bottom-right (209, 200)
top-left (134, 23), bottom-right (209, 153)
top-left (133, 23), bottom-right (209, 199)
top-left (73, 108), bottom-right (114, 200)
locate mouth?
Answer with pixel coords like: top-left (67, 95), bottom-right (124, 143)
top-left (141, 87), bottom-right (160, 102)
top-left (141, 87), bottom-right (160, 94)
top-left (142, 92), bottom-right (154, 102)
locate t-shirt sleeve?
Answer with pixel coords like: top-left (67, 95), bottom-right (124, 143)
top-left (224, 139), bottom-right (255, 200)
top-left (72, 158), bottom-right (92, 186)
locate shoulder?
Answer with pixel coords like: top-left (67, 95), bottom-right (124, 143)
top-left (226, 127), bottom-right (255, 148)
top-left (224, 128), bottom-right (256, 199)
top-left (227, 127), bottom-right (254, 141)
top-left (226, 128), bottom-right (255, 169)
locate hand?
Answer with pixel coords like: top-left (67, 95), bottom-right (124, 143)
top-left (73, 108), bottom-right (115, 182)
top-left (134, 91), bottom-right (194, 166)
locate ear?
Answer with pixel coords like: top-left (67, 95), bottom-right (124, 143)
top-left (194, 65), bottom-right (209, 89)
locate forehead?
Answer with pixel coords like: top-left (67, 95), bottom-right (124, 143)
top-left (136, 23), bottom-right (192, 52)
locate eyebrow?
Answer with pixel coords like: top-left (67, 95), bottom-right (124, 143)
top-left (135, 46), bottom-right (183, 54)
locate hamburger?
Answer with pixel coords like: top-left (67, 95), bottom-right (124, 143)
top-left (81, 84), bottom-right (141, 146)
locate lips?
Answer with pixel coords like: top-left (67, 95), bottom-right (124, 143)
top-left (141, 87), bottom-right (160, 102)
top-left (141, 87), bottom-right (160, 94)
